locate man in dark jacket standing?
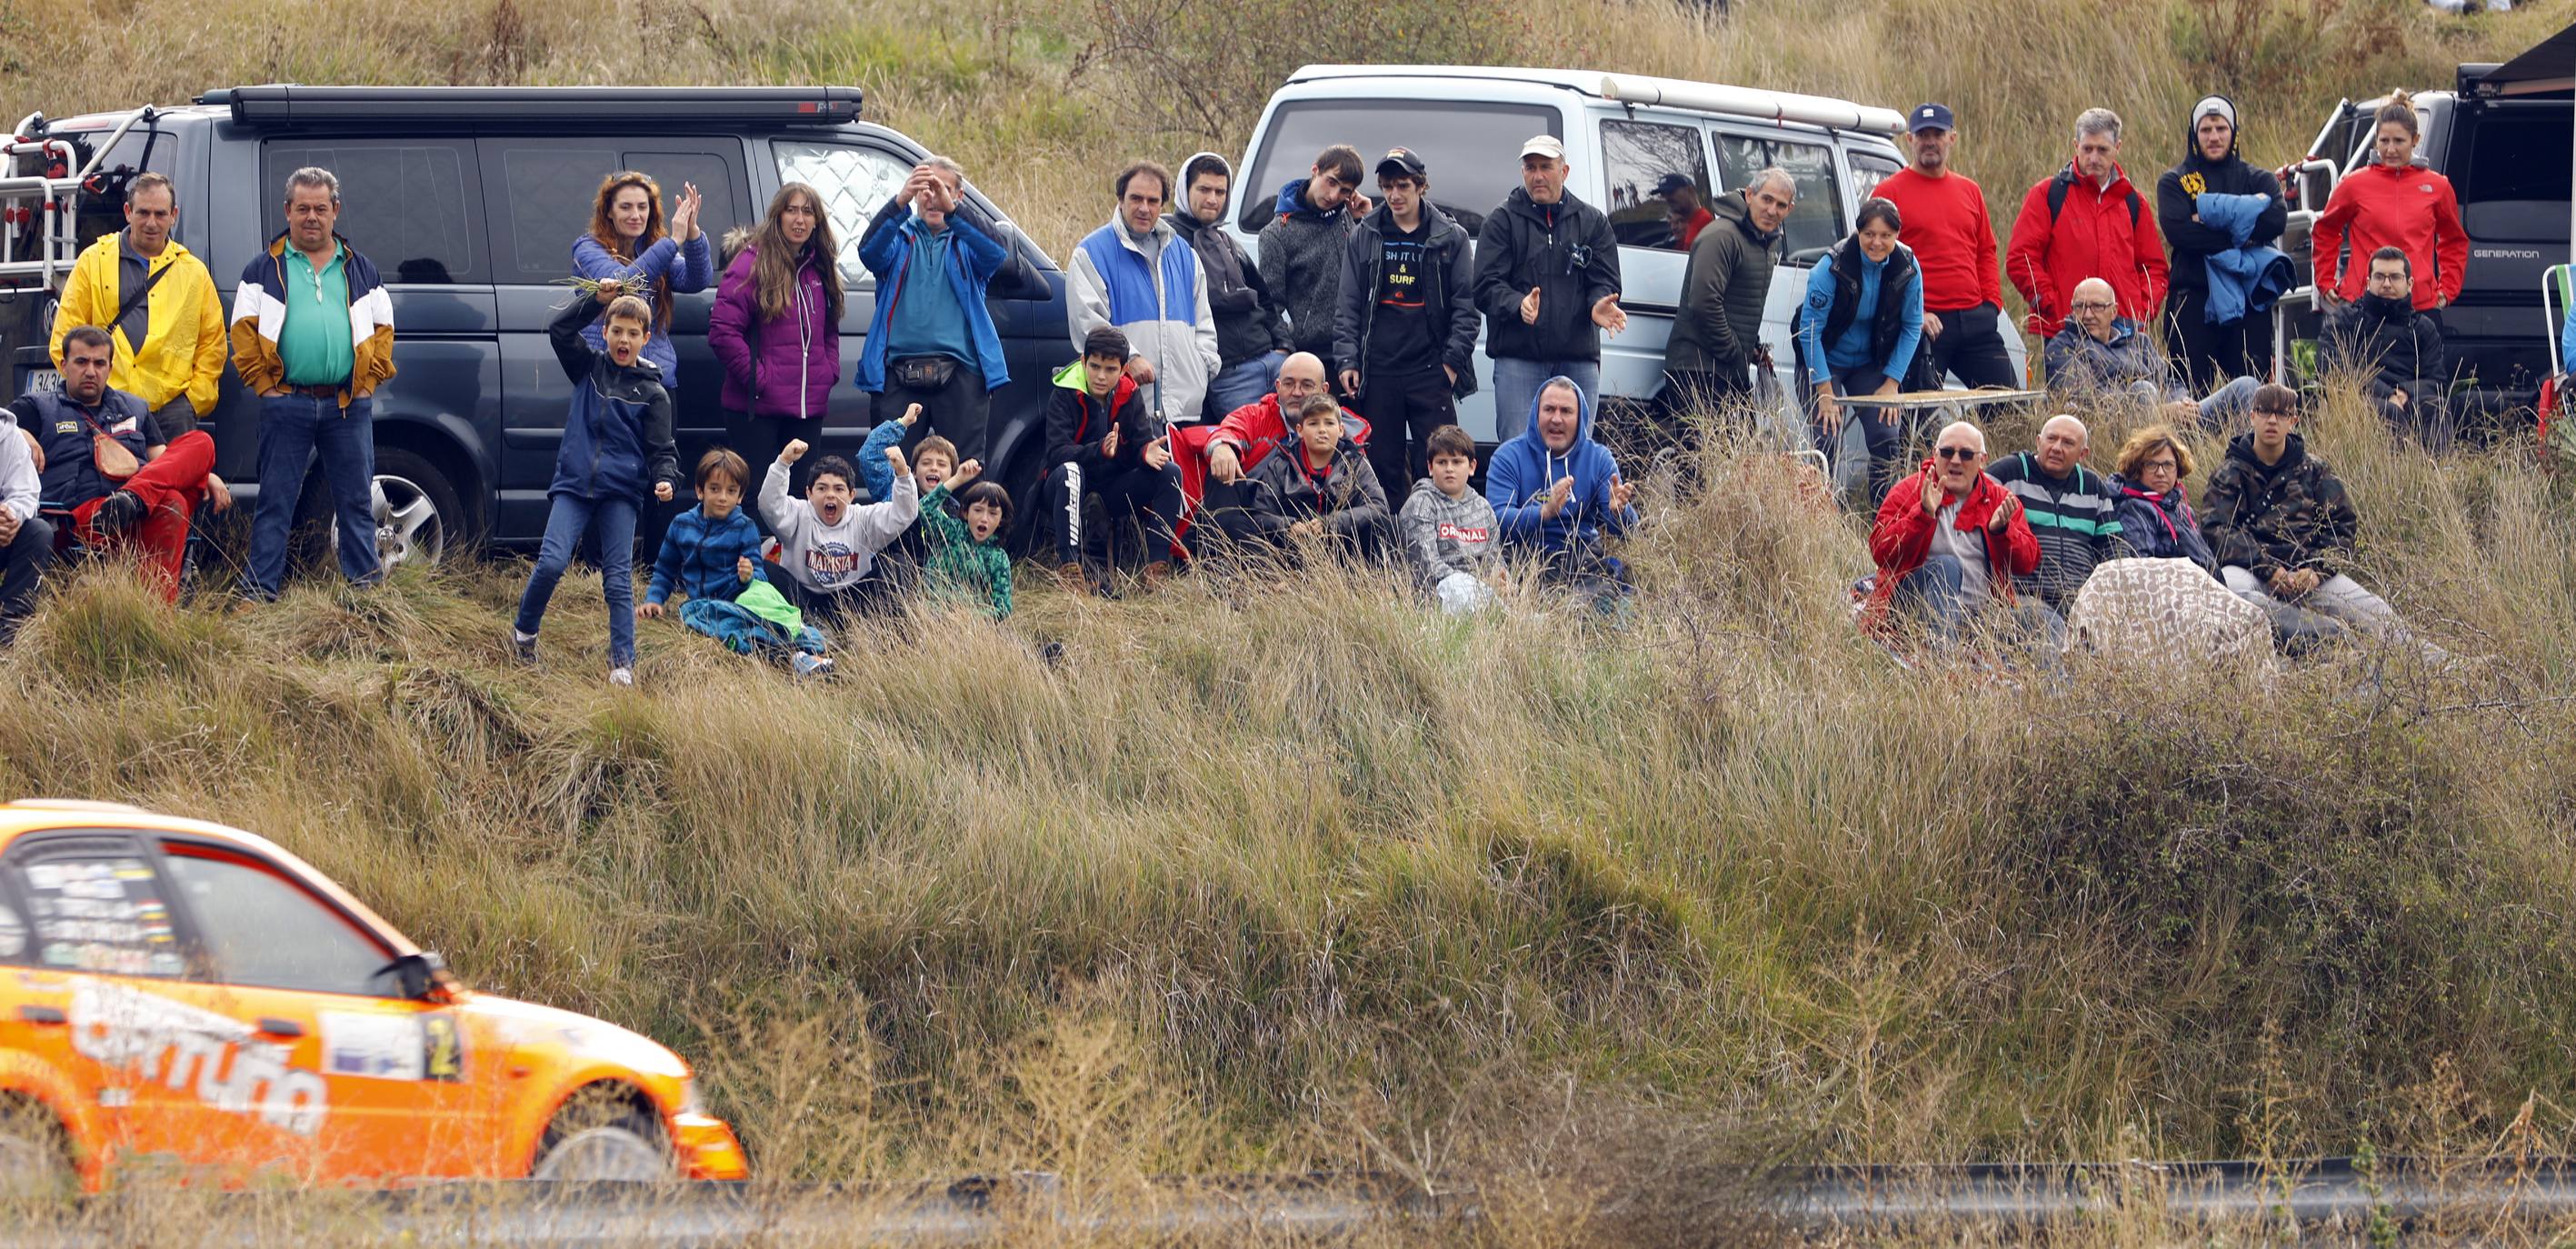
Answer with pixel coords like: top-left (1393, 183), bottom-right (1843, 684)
top-left (2321, 248), bottom-right (2451, 450)
top-left (1663, 168), bottom-right (1793, 421)
top-left (1334, 149), bottom-right (1480, 507)
top-left (2157, 95), bottom-right (2286, 391)
top-left (1258, 145), bottom-right (1371, 367)
top-left (1173, 153), bottom-right (1292, 420)
top-left (1473, 135), bottom-right (1625, 443)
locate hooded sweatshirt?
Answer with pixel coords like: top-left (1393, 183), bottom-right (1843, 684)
top-left (759, 459), bottom-right (919, 592)
top-left (1258, 177), bottom-right (1363, 360)
top-left (544, 295), bottom-right (680, 505)
top-left (1471, 185), bottom-right (1623, 364)
top-left (1169, 153), bottom-right (1291, 373)
top-left (1398, 477), bottom-right (1502, 589)
top-left (1667, 188), bottom-right (1782, 375)
top-left (2155, 96), bottom-right (2288, 297)
top-left (1483, 379), bottom-right (1636, 555)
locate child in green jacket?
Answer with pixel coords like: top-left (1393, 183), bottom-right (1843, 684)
top-left (918, 459), bottom-right (1013, 619)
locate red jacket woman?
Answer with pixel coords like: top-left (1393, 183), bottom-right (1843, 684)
top-left (2311, 93), bottom-right (2467, 313)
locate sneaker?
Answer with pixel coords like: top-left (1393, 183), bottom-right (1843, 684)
top-left (790, 652), bottom-right (834, 679)
top-left (1140, 561), bottom-right (1174, 592)
top-left (608, 667), bottom-right (634, 686)
top-left (89, 490), bottom-right (145, 537)
top-left (511, 630), bottom-right (539, 664)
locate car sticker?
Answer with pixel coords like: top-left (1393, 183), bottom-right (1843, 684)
top-left (0, 904), bottom-right (23, 958)
top-left (321, 1012), bottom-right (424, 1081)
top-left (424, 1014), bottom-right (465, 1082)
top-left (69, 978), bottom-right (327, 1136)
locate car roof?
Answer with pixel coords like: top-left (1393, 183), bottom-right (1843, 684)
top-left (0, 800), bottom-right (420, 954)
top-left (1281, 64), bottom-right (1904, 135)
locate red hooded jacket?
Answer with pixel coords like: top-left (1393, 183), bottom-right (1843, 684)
top-left (2005, 163), bottom-right (2170, 337)
top-left (1863, 460), bottom-right (2041, 632)
top-left (2311, 162), bottom-right (2467, 311)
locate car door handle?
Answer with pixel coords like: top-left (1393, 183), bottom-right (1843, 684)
top-left (255, 1017), bottom-right (305, 1039)
top-left (16, 1005), bottom-right (65, 1025)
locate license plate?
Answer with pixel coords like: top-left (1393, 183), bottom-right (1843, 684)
top-left (24, 368), bottom-right (59, 394)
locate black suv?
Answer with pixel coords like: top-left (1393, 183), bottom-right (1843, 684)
top-left (1, 85), bottom-right (1069, 565)
top-left (2280, 51), bottom-right (2570, 416)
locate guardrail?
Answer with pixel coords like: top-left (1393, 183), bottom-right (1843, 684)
top-left (19, 1157), bottom-right (2576, 1245)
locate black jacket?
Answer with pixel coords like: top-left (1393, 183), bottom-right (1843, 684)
top-left (1334, 201), bottom-right (1480, 397)
top-left (1470, 185), bottom-right (1622, 363)
top-left (2322, 295), bottom-right (2447, 388)
top-left (2199, 432), bottom-right (2359, 581)
top-left (1241, 435), bottom-right (1390, 540)
top-left (1166, 206), bottom-right (1288, 371)
top-left (2155, 96), bottom-right (2287, 296)
top-left (16, 387), bottom-right (160, 507)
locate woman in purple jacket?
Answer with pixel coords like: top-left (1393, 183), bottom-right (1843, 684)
top-left (709, 182), bottom-right (844, 485)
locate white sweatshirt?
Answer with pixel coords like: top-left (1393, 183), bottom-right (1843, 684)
top-left (759, 460), bottom-right (918, 592)
top-left (0, 411), bottom-right (36, 523)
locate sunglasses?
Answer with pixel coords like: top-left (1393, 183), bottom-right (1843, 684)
top-left (1934, 446), bottom-right (1979, 460)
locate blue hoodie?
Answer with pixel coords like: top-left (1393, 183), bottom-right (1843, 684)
top-left (1483, 377), bottom-right (1636, 554)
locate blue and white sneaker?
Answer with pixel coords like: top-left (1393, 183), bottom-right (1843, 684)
top-left (790, 652), bottom-right (834, 679)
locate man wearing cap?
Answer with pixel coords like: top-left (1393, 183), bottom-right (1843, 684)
top-left (1656, 173), bottom-right (1713, 251)
top-left (1871, 103), bottom-right (2020, 391)
top-left (1334, 148), bottom-right (1479, 506)
top-left (1473, 135), bottom-right (1624, 443)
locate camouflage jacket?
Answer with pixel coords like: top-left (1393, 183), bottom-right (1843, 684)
top-left (2198, 432), bottom-right (2358, 581)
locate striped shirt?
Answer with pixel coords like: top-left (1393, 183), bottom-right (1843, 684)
top-left (1986, 452), bottom-right (2122, 613)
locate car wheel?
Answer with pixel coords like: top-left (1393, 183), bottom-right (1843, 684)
top-left (531, 1090), bottom-right (670, 1182)
top-left (0, 1099), bottom-right (71, 1201)
top-left (328, 447), bottom-right (462, 572)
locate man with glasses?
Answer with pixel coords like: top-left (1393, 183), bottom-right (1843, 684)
top-left (2321, 246), bottom-right (2450, 451)
top-left (1178, 351), bottom-right (1365, 540)
top-left (1862, 419), bottom-right (2058, 650)
top-left (2043, 276), bottom-right (2259, 429)
top-left (2201, 383), bottom-right (2441, 654)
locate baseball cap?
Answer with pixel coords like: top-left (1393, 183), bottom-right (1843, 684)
top-left (1909, 103), bottom-right (1956, 134)
top-left (1375, 147), bottom-right (1427, 180)
top-left (1652, 172), bottom-right (1695, 195)
top-left (1518, 135), bottom-right (1565, 161)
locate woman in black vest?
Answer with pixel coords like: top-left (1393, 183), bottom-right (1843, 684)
top-left (1796, 198), bottom-right (1923, 505)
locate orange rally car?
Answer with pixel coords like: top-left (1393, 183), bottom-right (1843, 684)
top-left (0, 800), bottom-right (746, 1192)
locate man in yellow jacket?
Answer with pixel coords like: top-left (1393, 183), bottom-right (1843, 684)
top-left (47, 174), bottom-right (227, 437)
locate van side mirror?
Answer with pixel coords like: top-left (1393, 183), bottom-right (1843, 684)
top-left (992, 245), bottom-right (1050, 302)
top-left (1785, 246), bottom-right (1831, 268)
top-left (378, 951), bottom-right (449, 1001)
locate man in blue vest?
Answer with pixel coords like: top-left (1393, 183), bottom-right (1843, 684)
top-left (1068, 160), bottom-right (1220, 427)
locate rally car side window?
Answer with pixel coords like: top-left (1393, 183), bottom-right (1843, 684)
top-left (4, 834), bottom-right (188, 978)
top-left (158, 843), bottom-right (398, 998)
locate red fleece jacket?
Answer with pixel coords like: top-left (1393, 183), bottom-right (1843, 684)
top-left (2311, 162), bottom-right (2467, 311)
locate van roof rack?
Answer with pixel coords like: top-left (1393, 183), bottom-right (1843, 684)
top-left (196, 85), bottom-right (864, 129)
top-left (0, 105), bottom-right (155, 291)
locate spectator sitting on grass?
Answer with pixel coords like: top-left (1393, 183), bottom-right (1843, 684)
top-left (761, 439), bottom-right (917, 628)
top-left (1862, 419), bottom-right (2052, 650)
top-left (1398, 423), bottom-right (1506, 614)
top-left (642, 447), bottom-right (832, 678)
top-left (2042, 276), bottom-right (2258, 430)
top-left (1203, 394), bottom-right (1392, 562)
top-left (914, 458), bottom-right (1015, 620)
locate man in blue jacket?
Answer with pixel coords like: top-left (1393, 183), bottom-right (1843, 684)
top-left (1484, 376), bottom-right (1639, 596)
top-left (857, 156), bottom-right (1012, 465)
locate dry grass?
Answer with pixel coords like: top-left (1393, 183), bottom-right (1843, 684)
top-left (6, 1), bottom-right (2576, 1241)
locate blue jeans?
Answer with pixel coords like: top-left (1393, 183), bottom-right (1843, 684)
top-left (514, 493), bottom-right (640, 668)
top-left (1491, 357), bottom-right (1600, 443)
top-left (1205, 353), bottom-right (1285, 420)
top-left (1896, 554), bottom-right (2066, 651)
top-left (245, 393), bottom-right (379, 598)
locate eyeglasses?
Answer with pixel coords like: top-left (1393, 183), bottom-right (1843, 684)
top-left (2070, 301), bottom-right (2117, 313)
top-left (2252, 407), bottom-right (2292, 417)
top-left (1934, 446), bottom-right (1979, 460)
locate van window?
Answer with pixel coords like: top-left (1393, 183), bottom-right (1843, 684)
top-left (1600, 119), bottom-right (1709, 249)
top-left (1716, 134), bottom-right (1844, 257)
top-left (1234, 99), bottom-right (1557, 238)
top-left (482, 143), bottom-right (750, 282)
top-left (1848, 148), bottom-right (1902, 204)
top-left (2458, 108), bottom-right (2571, 205)
top-left (43, 125), bottom-right (179, 253)
top-left (772, 140), bottom-right (913, 285)
top-left (263, 141), bottom-right (483, 284)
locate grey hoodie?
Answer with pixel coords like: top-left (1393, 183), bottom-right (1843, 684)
top-left (1171, 152), bottom-right (1291, 371)
top-left (1397, 477), bottom-right (1502, 589)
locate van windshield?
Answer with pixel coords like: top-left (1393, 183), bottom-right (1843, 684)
top-left (1235, 99), bottom-right (1557, 238)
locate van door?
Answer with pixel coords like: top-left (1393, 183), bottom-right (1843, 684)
top-left (1709, 126), bottom-right (1849, 397)
top-left (2446, 101), bottom-right (2571, 395)
top-left (475, 138), bottom-right (753, 538)
top-left (1594, 114), bottom-right (1715, 415)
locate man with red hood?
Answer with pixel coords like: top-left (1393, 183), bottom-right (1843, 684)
top-left (1865, 419), bottom-right (2050, 646)
top-left (2006, 108), bottom-right (2169, 339)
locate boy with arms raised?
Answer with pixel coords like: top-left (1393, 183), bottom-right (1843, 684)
top-left (761, 436), bottom-right (917, 627)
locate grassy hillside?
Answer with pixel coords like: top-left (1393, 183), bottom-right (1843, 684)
top-left (7, 1), bottom-right (2576, 1239)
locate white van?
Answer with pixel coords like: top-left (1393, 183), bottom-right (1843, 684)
top-left (1225, 65), bottom-right (2028, 440)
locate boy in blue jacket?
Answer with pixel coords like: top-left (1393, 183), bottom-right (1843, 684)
top-left (1483, 376), bottom-right (1640, 598)
top-left (644, 447), bottom-right (832, 676)
top-left (512, 287), bottom-right (680, 685)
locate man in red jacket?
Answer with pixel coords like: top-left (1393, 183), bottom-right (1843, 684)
top-left (1866, 419), bottom-right (2052, 649)
top-left (2005, 108), bottom-right (2169, 339)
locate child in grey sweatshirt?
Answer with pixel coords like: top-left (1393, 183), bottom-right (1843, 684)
top-left (1397, 425), bottom-right (1505, 614)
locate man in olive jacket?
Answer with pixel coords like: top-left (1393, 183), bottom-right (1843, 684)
top-left (1663, 169), bottom-right (1796, 424)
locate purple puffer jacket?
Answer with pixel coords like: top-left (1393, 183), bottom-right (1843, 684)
top-left (708, 246), bottom-right (840, 420)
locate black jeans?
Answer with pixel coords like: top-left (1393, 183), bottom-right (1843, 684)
top-left (1042, 459), bottom-right (1183, 569)
top-left (2166, 287), bottom-right (2273, 393)
top-left (1354, 365), bottom-right (1455, 513)
top-left (1913, 303), bottom-right (2020, 389)
top-left (0, 514), bottom-right (55, 636)
top-left (1197, 480), bottom-right (1393, 565)
top-left (871, 361), bottom-right (991, 464)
